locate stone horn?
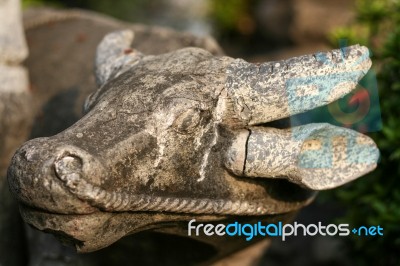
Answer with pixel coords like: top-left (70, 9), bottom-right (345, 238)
top-left (223, 45), bottom-right (372, 126)
top-left (222, 45), bottom-right (378, 190)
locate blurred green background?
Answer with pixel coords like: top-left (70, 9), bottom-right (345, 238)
top-left (21, 0), bottom-right (400, 265)
top-left (324, 1), bottom-right (400, 265)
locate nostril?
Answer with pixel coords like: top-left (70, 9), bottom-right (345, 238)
top-left (54, 156), bottom-right (83, 190)
top-left (54, 155), bottom-right (82, 176)
top-left (23, 148), bottom-right (40, 162)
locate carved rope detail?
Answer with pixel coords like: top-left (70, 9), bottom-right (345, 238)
top-left (54, 156), bottom-right (305, 215)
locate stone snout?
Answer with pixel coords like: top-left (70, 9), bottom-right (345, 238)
top-left (7, 138), bottom-right (103, 215)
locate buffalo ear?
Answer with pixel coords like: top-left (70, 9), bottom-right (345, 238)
top-left (95, 30), bottom-right (143, 87)
top-left (86, 30), bottom-right (144, 113)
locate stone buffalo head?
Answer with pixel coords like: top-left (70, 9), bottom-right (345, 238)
top-left (8, 30), bottom-right (379, 251)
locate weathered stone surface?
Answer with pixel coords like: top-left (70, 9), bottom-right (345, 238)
top-left (0, 6), bottom-right (227, 266)
top-left (2, 6), bottom-right (379, 266)
top-left (15, 7), bottom-right (280, 265)
top-left (8, 26), bottom-right (378, 260)
top-left (22, 7), bottom-right (224, 138)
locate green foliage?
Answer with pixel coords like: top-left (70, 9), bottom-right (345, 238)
top-left (208, 0), bottom-right (248, 30)
top-left (327, 0), bottom-right (400, 265)
top-left (329, 0), bottom-right (399, 53)
top-left (208, 0), bottom-right (256, 36)
top-left (328, 25), bottom-right (370, 48)
top-left (22, 0), bottom-right (46, 8)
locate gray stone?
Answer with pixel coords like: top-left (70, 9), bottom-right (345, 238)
top-left (2, 6), bottom-right (379, 266)
top-left (9, 21), bottom-right (378, 257)
top-left (22, 7), bottom-right (224, 138)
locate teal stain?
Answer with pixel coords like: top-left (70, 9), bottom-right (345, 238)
top-left (285, 71), bottom-right (364, 116)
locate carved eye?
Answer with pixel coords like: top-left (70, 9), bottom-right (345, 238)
top-left (173, 108), bottom-right (203, 134)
